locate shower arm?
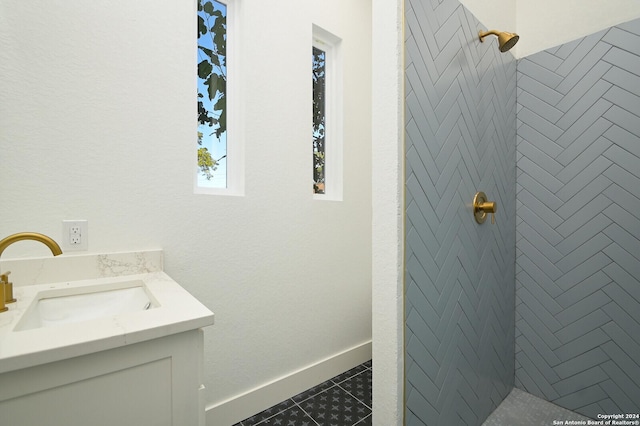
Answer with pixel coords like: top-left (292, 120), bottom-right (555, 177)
top-left (478, 30), bottom-right (501, 42)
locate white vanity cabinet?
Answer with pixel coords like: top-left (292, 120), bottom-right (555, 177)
top-left (0, 251), bottom-right (214, 426)
top-left (0, 329), bottom-right (206, 426)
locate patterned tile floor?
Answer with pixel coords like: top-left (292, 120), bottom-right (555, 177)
top-left (233, 360), bottom-right (372, 426)
top-left (233, 363), bottom-right (590, 426)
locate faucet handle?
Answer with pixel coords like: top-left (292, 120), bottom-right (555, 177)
top-left (0, 272), bottom-right (7, 312)
top-left (1, 271), bottom-right (15, 304)
top-left (473, 192), bottom-right (498, 224)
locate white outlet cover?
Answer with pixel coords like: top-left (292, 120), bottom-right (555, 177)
top-left (62, 220), bottom-right (88, 251)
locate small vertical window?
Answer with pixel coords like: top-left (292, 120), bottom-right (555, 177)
top-left (312, 26), bottom-right (343, 200)
top-left (312, 46), bottom-right (326, 194)
top-left (197, 0), bottom-right (227, 189)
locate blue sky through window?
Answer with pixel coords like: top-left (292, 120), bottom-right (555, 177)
top-left (197, 0), bottom-right (227, 189)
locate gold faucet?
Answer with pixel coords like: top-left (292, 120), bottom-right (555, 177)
top-left (0, 232), bottom-right (63, 311)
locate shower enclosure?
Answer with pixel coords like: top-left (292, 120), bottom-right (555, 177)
top-left (404, 0), bottom-right (640, 424)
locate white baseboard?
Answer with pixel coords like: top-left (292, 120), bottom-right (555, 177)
top-left (205, 340), bottom-right (372, 426)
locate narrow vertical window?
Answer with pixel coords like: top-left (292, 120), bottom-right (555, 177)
top-left (312, 26), bottom-right (343, 200)
top-left (197, 0), bottom-right (227, 189)
top-left (312, 46), bottom-right (326, 194)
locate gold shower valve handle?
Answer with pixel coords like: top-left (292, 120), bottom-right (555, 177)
top-left (473, 192), bottom-right (497, 224)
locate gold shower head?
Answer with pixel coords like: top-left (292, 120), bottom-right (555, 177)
top-left (479, 30), bottom-right (519, 53)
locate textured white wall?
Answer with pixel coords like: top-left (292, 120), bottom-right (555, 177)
top-left (372, 0), bottom-right (405, 424)
top-left (0, 0), bottom-right (372, 413)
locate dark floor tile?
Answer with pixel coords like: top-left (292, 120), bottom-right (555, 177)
top-left (292, 378), bottom-right (335, 403)
top-left (363, 360), bottom-right (372, 369)
top-left (331, 362), bottom-right (369, 384)
top-left (354, 414), bottom-right (372, 425)
top-left (240, 360), bottom-right (373, 426)
top-left (256, 405), bottom-right (317, 425)
top-left (242, 399), bottom-right (296, 425)
top-left (298, 385), bottom-right (371, 426)
top-left (338, 369), bottom-right (372, 408)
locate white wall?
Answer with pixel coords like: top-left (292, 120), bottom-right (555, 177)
top-left (371, 0), bottom-right (405, 424)
top-left (0, 0), bottom-right (372, 422)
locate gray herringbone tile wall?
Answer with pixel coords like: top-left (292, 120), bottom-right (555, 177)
top-left (404, 0), bottom-right (517, 424)
top-left (515, 18), bottom-right (640, 419)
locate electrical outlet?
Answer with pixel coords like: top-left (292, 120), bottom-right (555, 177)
top-left (70, 233), bottom-right (81, 245)
top-left (62, 220), bottom-right (88, 251)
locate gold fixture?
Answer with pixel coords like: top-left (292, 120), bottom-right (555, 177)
top-left (0, 232), bottom-right (63, 257)
top-left (0, 273), bottom-right (7, 312)
top-left (0, 232), bottom-right (63, 309)
top-left (473, 192), bottom-right (497, 224)
top-left (478, 30), bottom-right (519, 52)
top-left (1, 272), bottom-right (15, 304)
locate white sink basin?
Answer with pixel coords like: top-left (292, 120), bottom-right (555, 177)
top-left (14, 281), bottom-right (155, 331)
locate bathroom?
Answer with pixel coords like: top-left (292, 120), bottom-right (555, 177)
top-left (1, 0), bottom-right (639, 425)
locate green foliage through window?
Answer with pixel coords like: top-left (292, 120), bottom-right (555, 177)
top-left (313, 46), bottom-right (326, 194)
top-left (197, 0), bottom-right (227, 188)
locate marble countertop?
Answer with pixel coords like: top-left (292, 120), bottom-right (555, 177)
top-left (0, 251), bottom-right (214, 374)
